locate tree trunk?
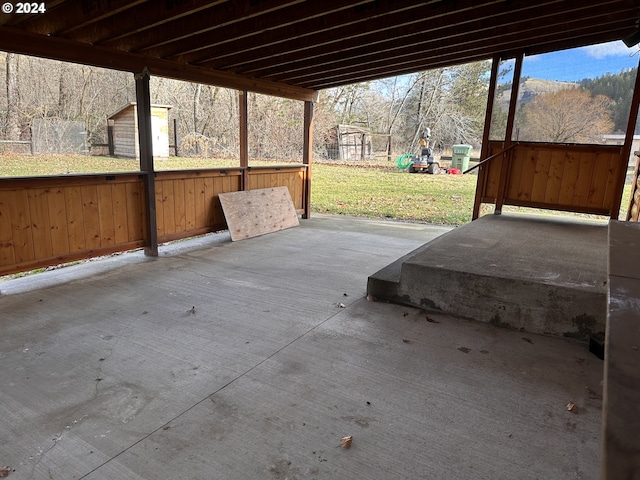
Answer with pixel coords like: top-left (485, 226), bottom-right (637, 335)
top-left (193, 83), bottom-right (201, 154)
top-left (5, 53), bottom-right (20, 140)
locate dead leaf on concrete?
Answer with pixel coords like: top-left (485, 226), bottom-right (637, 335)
top-left (336, 303), bottom-right (346, 308)
top-left (0, 466), bottom-right (11, 477)
top-left (187, 306), bottom-right (196, 315)
top-left (425, 315), bottom-right (440, 323)
top-left (340, 435), bottom-right (353, 449)
top-left (366, 295), bottom-right (377, 302)
top-left (566, 402), bottom-right (579, 413)
top-left (402, 339), bottom-right (412, 344)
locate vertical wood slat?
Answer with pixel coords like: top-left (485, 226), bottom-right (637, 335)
top-left (28, 188), bottom-right (53, 260)
top-left (194, 177), bottom-right (206, 228)
top-left (97, 184), bottom-right (116, 246)
top-left (125, 182), bottom-right (144, 242)
top-left (8, 189), bottom-right (33, 263)
top-left (185, 178), bottom-right (196, 231)
top-left (587, 153), bottom-right (613, 210)
top-left (572, 151), bottom-right (596, 207)
top-left (544, 150), bottom-right (566, 205)
top-left (47, 187), bottom-right (70, 257)
top-left (112, 183), bottom-right (129, 245)
top-left (0, 190), bottom-right (16, 266)
top-left (605, 155), bottom-right (623, 215)
top-left (65, 186), bottom-right (86, 252)
top-left (530, 148), bottom-right (552, 203)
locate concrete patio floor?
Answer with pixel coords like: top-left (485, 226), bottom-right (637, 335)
top-left (0, 214), bottom-right (603, 479)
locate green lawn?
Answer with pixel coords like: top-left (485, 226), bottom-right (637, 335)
top-left (312, 164), bottom-right (478, 224)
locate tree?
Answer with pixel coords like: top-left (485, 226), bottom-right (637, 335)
top-left (5, 53), bottom-right (20, 140)
top-left (517, 88), bottom-right (613, 143)
top-left (581, 68), bottom-right (638, 133)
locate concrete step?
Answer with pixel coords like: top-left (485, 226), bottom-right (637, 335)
top-left (368, 214), bottom-right (608, 340)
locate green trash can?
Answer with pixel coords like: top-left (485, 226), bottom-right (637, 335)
top-left (451, 144), bottom-right (472, 171)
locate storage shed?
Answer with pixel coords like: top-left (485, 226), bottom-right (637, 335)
top-left (326, 124), bottom-right (372, 160)
top-left (108, 103), bottom-right (172, 159)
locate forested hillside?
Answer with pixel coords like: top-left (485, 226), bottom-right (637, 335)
top-left (580, 68), bottom-right (638, 133)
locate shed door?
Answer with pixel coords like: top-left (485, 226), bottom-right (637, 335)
top-left (151, 115), bottom-right (169, 158)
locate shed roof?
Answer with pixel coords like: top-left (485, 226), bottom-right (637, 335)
top-left (0, 1), bottom-right (638, 101)
top-left (107, 103), bottom-right (173, 120)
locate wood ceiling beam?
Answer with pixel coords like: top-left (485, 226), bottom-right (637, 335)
top-left (299, 26), bottom-right (632, 90)
top-left (57, 0), bottom-right (226, 43)
top-left (6, 0), bottom-right (145, 33)
top-left (0, 27), bottom-right (317, 102)
top-left (309, 30), bottom-right (628, 90)
top-left (254, 6), bottom-right (637, 84)
top-left (173, 0), bottom-right (451, 65)
top-left (216, 0), bottom-right (566, 73)
top-left (136, 0), bottom-right (381, 59)
top-left (98, 0), bottom-right (307, 52)
top-left (239, 1), bottom-right (636, 79)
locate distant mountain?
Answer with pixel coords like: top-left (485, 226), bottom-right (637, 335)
top-left (495, 78), bottom-right (578, 110)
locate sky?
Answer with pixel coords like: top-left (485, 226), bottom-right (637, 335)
top-left (518, 41), bottom-right (640, 82)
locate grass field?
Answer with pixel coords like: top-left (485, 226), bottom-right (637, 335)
top-left (0, 153), bottom-right (632, 225)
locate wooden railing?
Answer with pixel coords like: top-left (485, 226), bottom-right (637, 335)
top-left (474, 141), bottom-right (626, 218)
top-left (0, 165), bottom-right (308, 276)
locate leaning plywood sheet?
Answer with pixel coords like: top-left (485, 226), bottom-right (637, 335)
top-left (219, 186), bottom-right (299, 241)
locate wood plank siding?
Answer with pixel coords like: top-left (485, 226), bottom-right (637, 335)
top-left (0, 174), bottom-right (146, 275)
top-left (476, 142), bottom-right (625, 216)
top-left (0, 166), bottom-right (308, 275)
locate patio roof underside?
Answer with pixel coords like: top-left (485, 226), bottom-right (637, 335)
top-left (0, 0), bottom-right (639, 101)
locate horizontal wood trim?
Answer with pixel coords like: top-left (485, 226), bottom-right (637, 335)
top-left (158, 223), bottom-right (228, 244)
top-left (0, 173), bottom-right (145, 189)
top-left (501, 199), bottom-right (611, 216)
top-left (0, 241), bottom-right (146, 276)
top-left (155, 168), bottom-right (243, 180)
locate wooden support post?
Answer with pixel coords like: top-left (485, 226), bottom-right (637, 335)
top-left (494, 52), bottom-right (523, 215)
top-left (239, 90), bottom-right (249, 191)
top-left (135, 68), bottom-right (158, 256)
top-left (615, 55), bottom-right (640, 219)
top-left (302, 100), bottom-right (314, 219)
top-left (473, 55), bottom-right (501, 220)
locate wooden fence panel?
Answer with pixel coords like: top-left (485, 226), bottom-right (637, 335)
top-left (155, 169), bottom-right (243, 243)
top-left (247, 166), bottom-right (306, 211)
top-left (0, 174), bottom-right (146, 276)
top-left (478, 142), bottom-right (624, 216)
top-left (1, 166), bottom-right (305, 275)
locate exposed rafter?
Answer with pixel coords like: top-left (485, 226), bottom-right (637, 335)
top-left (0, 0), bottom-right (637, 97)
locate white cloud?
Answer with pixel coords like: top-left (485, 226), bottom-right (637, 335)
top-left (582, 41), bottom-right (636, 59)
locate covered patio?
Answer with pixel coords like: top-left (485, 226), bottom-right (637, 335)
top-left (0, 215), bottom-right (603, 479)
top-left (1, 1), bottom-right (639, 479)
